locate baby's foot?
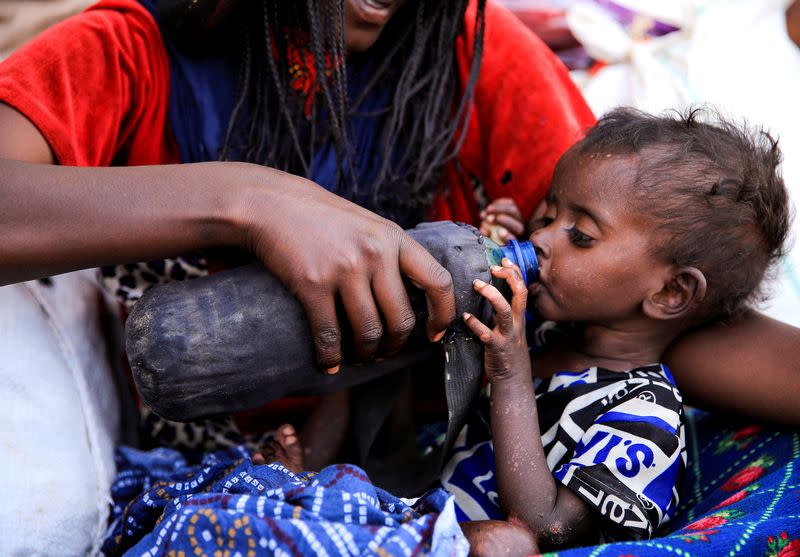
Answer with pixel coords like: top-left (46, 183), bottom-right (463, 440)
top-left (253, 424), bottom-right (306, 473)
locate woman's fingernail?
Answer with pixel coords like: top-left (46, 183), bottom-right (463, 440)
top-left (487, 214), bottom-right (495, 222)
top-left (473, 278), bottom-right (487, 287)
top-left (324, 365), bottom-right (340, 375)
top-left (501, 258), bottom-right (512, 266)
top-left (463, 312), bottom-right (472, 320)
top-left (431, 330), bottom-right (445, 342)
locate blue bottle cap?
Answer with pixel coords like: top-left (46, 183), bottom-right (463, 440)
top-left (500, 239), bottom-right (539, 286)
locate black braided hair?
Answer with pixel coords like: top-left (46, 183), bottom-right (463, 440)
top-left (211, 0), bottom-right (486, 222)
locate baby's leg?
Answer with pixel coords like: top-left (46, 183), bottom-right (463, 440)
top-left (460, 520), bottom-right (539, 557)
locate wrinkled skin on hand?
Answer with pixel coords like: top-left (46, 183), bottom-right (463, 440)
top-left (241, 170), bottom-right (456, 372)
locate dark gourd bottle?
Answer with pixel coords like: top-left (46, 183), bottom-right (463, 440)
top-left (127, 222), bottom-right (538, 422)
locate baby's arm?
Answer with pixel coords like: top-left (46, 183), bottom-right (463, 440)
top-left (464, 260), bottom-right (597, 550)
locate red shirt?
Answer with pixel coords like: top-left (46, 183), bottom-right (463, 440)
top-left (0, 0), bottom-right (594, 224)
top-left (0, 0), bottom-right (595, 432)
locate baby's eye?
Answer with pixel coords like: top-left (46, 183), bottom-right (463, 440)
top-left (567, 227), bottom-right (593, 247)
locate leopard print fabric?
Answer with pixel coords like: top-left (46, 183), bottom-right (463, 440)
top-left (100, 255), bottom-right (208, 311)
top-left (102, 255), bottom-right (273, 452)
top-left (140, 406), bottom-right (275, 453)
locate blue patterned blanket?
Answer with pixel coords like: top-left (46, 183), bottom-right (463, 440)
top-left (547, 408), bottom-right (800, 557)
top-left (104, 409), bottom-right (799, 557)
top-left (102, 447), bottom-right (467, 557)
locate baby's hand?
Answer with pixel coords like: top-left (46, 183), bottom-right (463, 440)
top-left (463, 258), bottom-right (532, 383)
top-left (479, 198), bottom-right (525, 244)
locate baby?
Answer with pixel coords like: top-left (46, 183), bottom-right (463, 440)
top-left (446, 106), bottom-right (790, 554)
top-left (259, 107), bottom-right (790, 556)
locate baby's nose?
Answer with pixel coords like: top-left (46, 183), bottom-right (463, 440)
top-left (530, 229), bottom-right (550, 260)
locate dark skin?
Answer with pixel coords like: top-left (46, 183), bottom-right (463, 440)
top-left (460, 153), bottom-right (712, 552)
top-left (495, 197), bottom-right (800, 427)
top-left (0, 0), bottom-right (453, 373)
top-left (266, 154), bottom-right (716, 555)
top-left (464, 268), bottom-right (597, 553)
top-left (0, 104), bottom-right (455, 372)
top-left (343, 0), bottom-right (407, 53)
top-left (788, 0), bottom-right (800, 49)
top-left (3, 0), bottom-right (800, 420)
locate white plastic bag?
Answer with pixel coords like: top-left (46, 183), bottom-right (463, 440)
top-left (567, 0), bottom-right (800, 325)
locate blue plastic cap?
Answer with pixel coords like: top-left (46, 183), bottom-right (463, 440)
top-left (500, 239), bottom-right (539, 286)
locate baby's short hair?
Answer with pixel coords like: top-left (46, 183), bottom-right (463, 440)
top-left (579, 107), bottom-right (791, 321)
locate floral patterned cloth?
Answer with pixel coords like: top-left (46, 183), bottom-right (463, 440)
top-left (102, 408), bottom-right (799, 556)
top-left (545, 408), bottom-right (800, 557)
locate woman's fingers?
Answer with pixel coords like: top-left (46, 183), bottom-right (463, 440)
top-left (340, 279), bottom-right (384, 362)
top-left (249, 180), bottom-right (454, 368)
top-left (398, 235), bottom-right (455, 342)
top-left (371, 269), bottom-right (416, 357)
top-left (297, 290), bottom-right (344, 374)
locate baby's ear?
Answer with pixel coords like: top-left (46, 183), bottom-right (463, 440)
top-left (643, 267), bottom-right (707, 320)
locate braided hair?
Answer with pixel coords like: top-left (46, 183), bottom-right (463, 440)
top-left (162, 0), bottom-right (487, 222)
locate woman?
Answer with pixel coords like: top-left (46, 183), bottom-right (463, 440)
top-left (1, 1), bottom-right (799, 554)
top-left (0, 0), bottom-right (594, 369)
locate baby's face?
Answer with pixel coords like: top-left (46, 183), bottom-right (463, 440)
top-left (528, 150), bottom-right (670, 325)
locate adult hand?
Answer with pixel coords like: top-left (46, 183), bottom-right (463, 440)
top-left (0, 127), bottom-right (455, 374)
top-left (239, 167), bottom-right (456, 372)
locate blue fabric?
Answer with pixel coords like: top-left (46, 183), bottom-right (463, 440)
top-left (545, 408), bottom-right (800, 557)
top-left (137, 0), bottom-right (417, 225)
top-left (102, 446), bottom-right (468, 557)
top-left (103, 410), bottom-right (800, 556)
top-left (441, 366), bottom-right (685, 541)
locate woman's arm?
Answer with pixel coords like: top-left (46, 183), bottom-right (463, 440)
top-left (665, 0), bottom-right (800, 420)
top-left (787, 0), bottom-right (800, 48)
top-left (665, 309), bottom-right (800, 426)
top-left (0, 104), bottom-right (456, 371)
top-left (464, 261), bottom-right (596, 550)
